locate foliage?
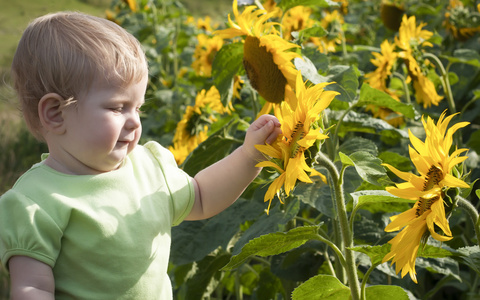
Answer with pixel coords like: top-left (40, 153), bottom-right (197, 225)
top-left (105, 0), bottom-right (480, 299)
top-left (3, 0), bottom-right (480, 299)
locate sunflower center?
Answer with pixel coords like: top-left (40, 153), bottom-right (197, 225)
top-left (243, 36), bottom-right (287, 103)
top-left (415, 194), bottom-right (439, 217)
top-left (289, 121), bottom-right (305, 158)
top-left (186, 112), bottom-right (211, 137)
top-left (423, 165), bottom-right (443, 191)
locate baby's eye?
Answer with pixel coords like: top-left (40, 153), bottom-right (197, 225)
top-left (110, 107), bottom-right (123, 112)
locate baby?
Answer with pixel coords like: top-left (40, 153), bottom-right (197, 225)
top-left (0, 11), bottom-right (281, 299)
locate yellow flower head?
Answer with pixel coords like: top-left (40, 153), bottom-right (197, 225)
top-left (444, 0), bottom-right (480, 41)
top-left (281, 6), bottom-right (316, 41)
top-left (255, 72), bottom-right (338, 213)
top-left (395, 15), bottom-right (433, 53)
top-left (395, 15), bottom-right (443, 108)
top-left (310, 9), bottom-right (344, 54)
top-left (214, 0), bottom-right (301, 104)
top-left (382, 111), bottom-right (470, 283)
top-left (364, 40), bottom-right (404, 126)
top-left (192, 34), bottom-right (224, 77)
top-left (170, 86), bottom-right (229, 164)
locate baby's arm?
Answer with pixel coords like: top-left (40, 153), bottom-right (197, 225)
top-left (186, 114), bottom-right (281, 220)
top-left (9, 256), bottom-right (55, 300)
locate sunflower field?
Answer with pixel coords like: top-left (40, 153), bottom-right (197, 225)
top-left (4, 0), bottom-right (480, 299)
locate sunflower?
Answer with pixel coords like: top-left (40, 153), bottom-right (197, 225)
top-left (364, 40), bottom-right (404, 126)
top-left (255, 72), bottom-right (338, 213)
top-left (214, 0), bottom-right (301, 107)
top-left (310, 9), bottom-right (344, 54)
top-left (444, 0), bottom-right (480, 41)
top-left (122, 0), bottom-right (137, 12)
top-left (192, 34), bottom-right (224, 77)
top-left (169, 86), bottom-right (229, 164)
top-left (395, 15), bottom-right (443, 108)
top-left (281, 6), bottom-right (316, 41)
top-left (382, 111), bottom-right (470, 283)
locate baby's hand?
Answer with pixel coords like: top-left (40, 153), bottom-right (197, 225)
top-left (242, 114), bottom-right (282, 162)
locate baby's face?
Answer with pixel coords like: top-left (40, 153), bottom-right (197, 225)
top-left (58, 76), bottom-right (147, 174)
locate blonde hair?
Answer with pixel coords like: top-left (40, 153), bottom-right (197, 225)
top-left (11, 11), bottom-right (148, 141)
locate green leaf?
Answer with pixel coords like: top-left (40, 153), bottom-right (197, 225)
top-left (212, 42), bottom-right (244, 106)
top-left (378, 151), bottom-right (412, 172)
top-left (297, 26), bottom-right (327, 43)
top-left (416, 256), bottom-right (460, 282)
top-left (277, 0), bottom-right (339, 12)
top-left (417, 244), bottom-right (457, 259)
top-left (456, 246), bottom-right (480, 276)
top-left (467, 129), bottom-right (480, 154)
top-left (440, 49), bottom-right (480, 68)
top-left (184, 254), bottom-right (231, 300)
top-left (350, 190), bottom-right (413, 214)
top-left (291, 275), bottom-right (350, 300)
top-left (232, 195), bottom-right (301, 254)
top-left (182, 120), bottom-right (240, 176)
top-left (351, 244), bottom-right (391, 265)
top-left (357, 83), bottom-right (415, 118)
top-left (325, 65), bottom-right (359, 103)
top-left (352, 243), bottom-right (457, 267)
top-left (170, 198), bottom-right (263, 265)
top-left (295, 56), bottom-right (330, 85)
top-left (365, 285), bottom-right (409, 300)
top-left (338, 136), bottom-right (378, 157)
top-left (339, 152), bottom-right (354, 167)
top-left (222, 225), bottom-right (321, 270)
top-left (340, 151), bottom-right (391, 186)
top-left (329, 110), bottom-right (409, 139)
top-left (351, 190), bottom-right (413, 210)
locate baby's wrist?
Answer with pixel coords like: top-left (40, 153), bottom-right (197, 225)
top-left (239, 145), bottom-right (263, 166)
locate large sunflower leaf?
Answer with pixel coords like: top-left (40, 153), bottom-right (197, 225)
top-left (170, 198), bottom-right (263, 265)
top-left (357, 83), bottom-right (415, 118)
top-left (183, 254), bottom-right (231, 300)
top-left (350, 190), bottom-right (413, 214)
top-left (365, 285), bottom-right (409, 300)
top-left (232, 199), bottom-right (301, 255)
top-left (277, 0), bottom-right (339, 11)
top-left (440, 49), bottom-right (480, 68)
top-left (339, 151), bottom-right (391, 186)
top-left (291, 275), bottom-right (350, 300)
top-left (181, 119), bottom-right (240, 176)
top-left (223, 225), bottom-right (320, 270)
top-left (328, 110), bottom-right (409, 139)
top-left (325, 65), bottom-right (359, 103)
top-left (212, 42), bottom-right (245, 107)
top-left (455, 246), bottom-right (480, 276)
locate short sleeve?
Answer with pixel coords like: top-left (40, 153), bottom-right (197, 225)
top-left (143, 141), bottom-right (195, 226)
top-left (0, 189), bottom-right (63, 270)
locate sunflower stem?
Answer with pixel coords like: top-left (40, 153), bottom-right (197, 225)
top-left (331, 103), bottom-right (357, 160)
top-left (393, 71), bottom-right (411, 105)
top-left (422, 52), bottom-right (456, 114)
top-left (360, 262), bottom-right (381, 300)
top-left (456, 196), bottom-right (480, 244)
top-left (316, 151), bottom-right (361, 300)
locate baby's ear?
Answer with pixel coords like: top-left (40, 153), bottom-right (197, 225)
top-left (38, 93), bottom-right (67, 134)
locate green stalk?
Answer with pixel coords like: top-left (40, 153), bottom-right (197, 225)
top-left (393, 71), bottom-right (411, 105)
top-left (423, 53), bottom-right (456, 114)
top-left (456, 196), bottom-right (480, 244)
top-left (360, 262), bottom-right (381, 300)
top-left (316, 152), bottom-right (361, 300)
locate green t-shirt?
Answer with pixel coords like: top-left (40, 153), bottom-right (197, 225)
top-left (0, 141), bottom-right (195, 299)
